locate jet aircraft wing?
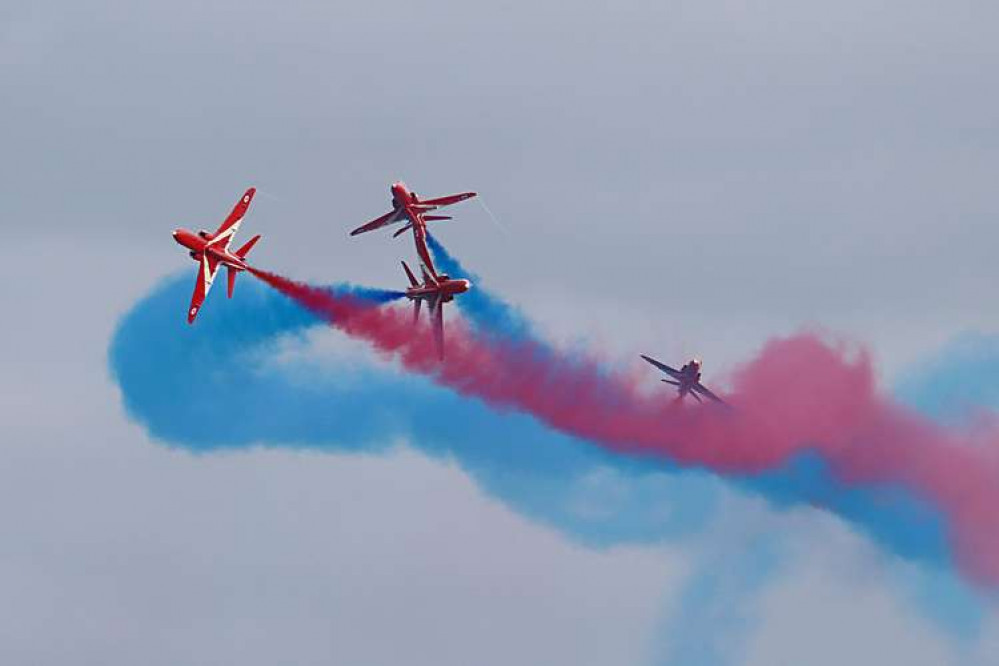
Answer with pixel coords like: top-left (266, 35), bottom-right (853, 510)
top-left (350, 208), bottom-right (402, 236)
top-left (211, 187), bottom-right (256, 246)
top-left (640, 354), bottom-right (683, 379)
top-left (416, 192), bottom-right (476, 207)
top-left (187, 254), bottom-right (222, 323)
top-left (691, 382), bottom-right (726, 405)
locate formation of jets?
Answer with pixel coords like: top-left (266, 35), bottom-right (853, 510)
top-left (171, 182), bottom-right (725, 403)
top-left (350, 181), bottom-right (477, 359)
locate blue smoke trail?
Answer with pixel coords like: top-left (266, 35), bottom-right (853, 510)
top-left (110, 274), bottom-right (718, 544)
top-left (109, 265), bottom-right (987, 648)
top-left (427, 233), bottom-right (535, 342)
top-left (897, 332), bottom-right (999, 424)
top-left (428, 233), bottom-right (955, 576)
top-left (654, 536), bottom-right (782, 666)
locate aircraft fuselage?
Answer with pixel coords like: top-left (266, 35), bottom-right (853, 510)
top-left (172, 229), bottom-right (248, 271)
top-left (676, 361), bottom-right (703, 395)
top-left (392, 182), bottom-right (427, 227)
top-left (405, 275), bottom-right (471, 303)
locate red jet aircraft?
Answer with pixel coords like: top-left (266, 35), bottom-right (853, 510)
top-left (350, 181), bottom-right (476, 277)
top-left (402, 260), bottom-right (471, 360)
top-left (640, 355), bottom-right (726, 404)
top-left (172, 187), bottom-right (261, 323)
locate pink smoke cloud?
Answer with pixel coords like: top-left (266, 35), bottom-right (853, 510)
top-left (250, 267), bottom-right (999, 587)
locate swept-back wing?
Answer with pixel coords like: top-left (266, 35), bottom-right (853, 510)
top-left (640, 354), bottom-right (683, 379)
top-left (350, 208), bottom-right (402, 236)
top-left (210, 187), bottom-right (256, 247)
top-left (187, 255), bottom-right (222, 323)
top-left (416, 192), bottom-right (476, 207)
top-left (691, 382), bottom-right (725, 405)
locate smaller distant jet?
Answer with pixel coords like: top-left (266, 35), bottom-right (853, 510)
top-left (172, 187), bottom-right (261, 323)
top-left (351, 181), bottom-right (476, 277)
top-left (640, 354), bottom-right (726, 404)
top-left (402, 260), bottom-right (471, 360)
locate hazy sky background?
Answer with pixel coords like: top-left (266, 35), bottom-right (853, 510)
top-left (3, 1), bottom-right (999, 664)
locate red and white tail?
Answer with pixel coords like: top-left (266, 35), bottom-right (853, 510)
top-left (401, 261), bottom-right (419, 287)
top-left (227, 234), bottom-right (262, 298)
top-left (235, 234), bottom-right (261, 259)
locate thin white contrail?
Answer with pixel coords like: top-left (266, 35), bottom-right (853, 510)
top-left (476, 195), bottom-right (510, 236)
top-left (254, 187), bottom-right (283, 203)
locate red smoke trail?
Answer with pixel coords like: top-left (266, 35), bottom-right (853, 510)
top-left (250, 267), bottom-right (999, 587)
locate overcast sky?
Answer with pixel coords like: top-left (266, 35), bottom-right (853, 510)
top-left (3, 1), bottom-right (999, 664)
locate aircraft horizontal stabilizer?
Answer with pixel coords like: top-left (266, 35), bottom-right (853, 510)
top-left (235, 234), bottom-right (261, 259)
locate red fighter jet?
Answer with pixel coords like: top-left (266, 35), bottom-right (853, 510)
top-left (350, 181), bottom-right (476, 277)
top-left (401, 260), bottom-right (471, 360)
top-left (640, 354), bottom-right (726, 404)
top-left (172, 187), bottom-right (261, 323)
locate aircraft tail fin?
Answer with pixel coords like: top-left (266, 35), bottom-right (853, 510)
top-left (402, 261), bottom-right (419, 287)
top-left (420, 263), bottom-right (439, 287)
top-left (223, 235), bottom-right (260, 298)
top-left (235, 234), bottom-right (261, 259)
